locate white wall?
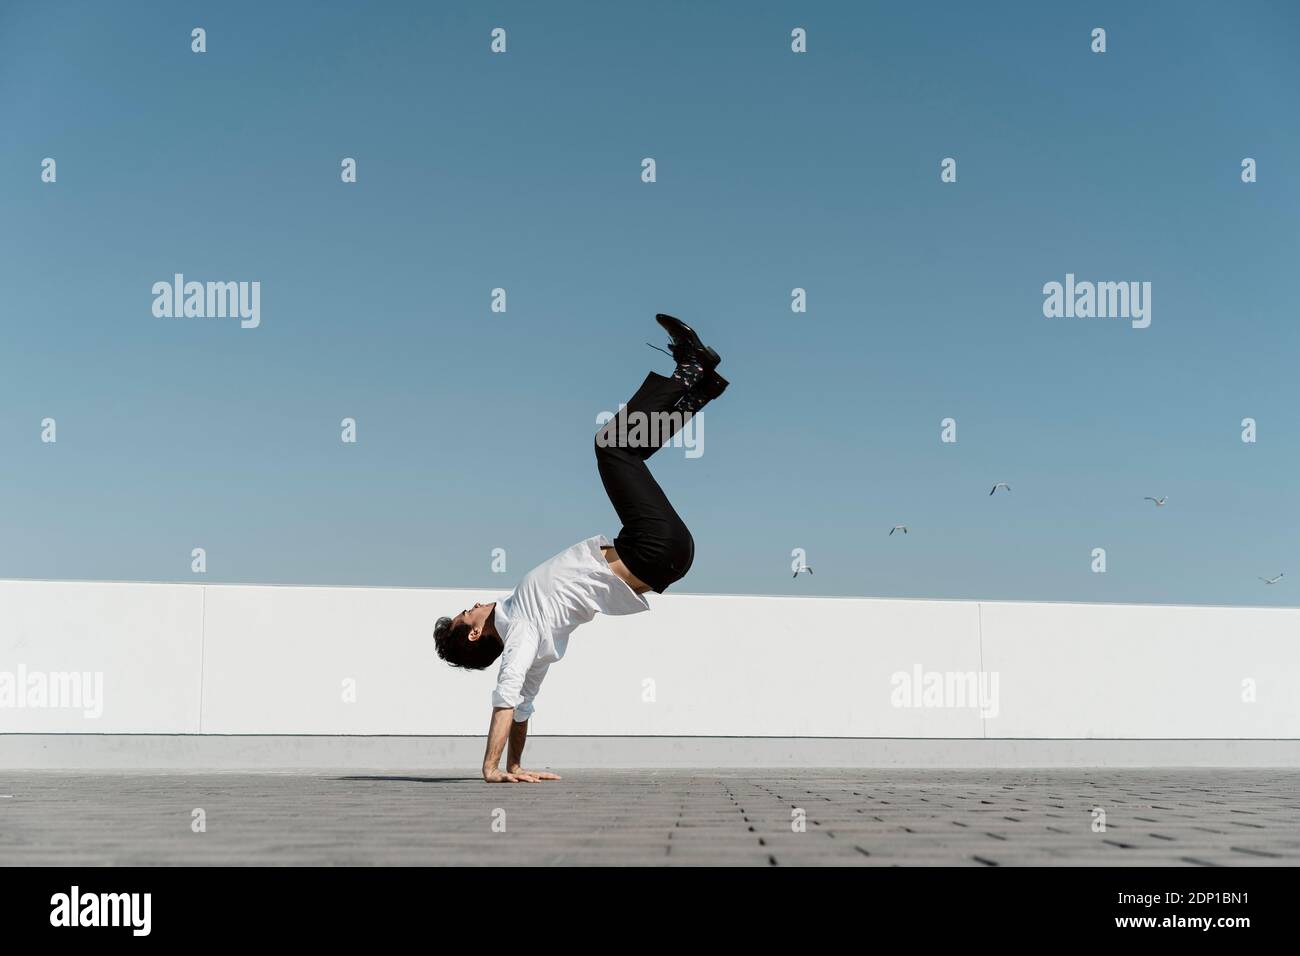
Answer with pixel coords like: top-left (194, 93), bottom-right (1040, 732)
top-left (0, 581), bottom-right (204, 733)
top-left (1, 579), bottom-right (1296, 738)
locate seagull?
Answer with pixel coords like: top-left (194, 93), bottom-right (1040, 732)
top-left (1259, 573), bottom-right (1285, 585)
top-left (889, 525), bottom-right (908, 536)
top-left (793, 566), bottom-right (814, 578)
top-left (1144, 496), bottom-right (1168, 507)
top-left (989, 482), bottom-right (1011, 495)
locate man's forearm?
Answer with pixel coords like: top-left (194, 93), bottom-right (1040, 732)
top-left (483, 707), bottom-right (514, 777)
top-left (481, 708), bottom-right (558, 783)
top-left (507, 718), bottom-right (528, 770)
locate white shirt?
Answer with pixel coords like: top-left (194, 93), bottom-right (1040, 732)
top-left (491, 535), bottom-right (649, 721)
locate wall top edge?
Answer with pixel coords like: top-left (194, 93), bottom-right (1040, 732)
top-left (0, 578), bottom-right (1296, 614)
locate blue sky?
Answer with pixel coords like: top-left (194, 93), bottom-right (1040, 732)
top-left (1, 1), bottom-right (1297, 606)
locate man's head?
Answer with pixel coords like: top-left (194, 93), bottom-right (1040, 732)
top-left (433, 602), bottom-right (503, 670)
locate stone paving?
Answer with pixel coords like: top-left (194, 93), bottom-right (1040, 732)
top-left (0, 769), bottom-right (1297, 866)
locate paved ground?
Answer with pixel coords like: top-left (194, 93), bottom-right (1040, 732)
top-left (1, 769), bottom-right (1297, 866)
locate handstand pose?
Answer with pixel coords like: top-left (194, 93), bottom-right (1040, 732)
top-left (433, 314), bottom-right (728, 783)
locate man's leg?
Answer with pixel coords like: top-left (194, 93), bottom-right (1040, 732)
top-left (594, 372), bottom-right (700, 593)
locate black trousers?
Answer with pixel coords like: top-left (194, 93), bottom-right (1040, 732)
top-left (594, 372), bottom-right (695, 593)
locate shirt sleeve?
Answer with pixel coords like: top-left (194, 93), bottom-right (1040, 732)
top-left (513, 658), bottom-right (552, 723)
top-left (491, 621), bottom-right (541, 713)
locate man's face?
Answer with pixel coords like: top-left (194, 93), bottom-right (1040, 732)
top-left (452, 602), bottom-right (493, 641)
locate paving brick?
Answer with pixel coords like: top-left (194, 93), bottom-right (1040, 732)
top-left (0, 768), bottom-right (1297, 865)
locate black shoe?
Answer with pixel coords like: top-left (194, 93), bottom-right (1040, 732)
top-left (655, 313), bottom-right (721, 372)
top-left (694, 367), bottom-right (728, 400)
top-left (677, 368), bottom-right (729, 414)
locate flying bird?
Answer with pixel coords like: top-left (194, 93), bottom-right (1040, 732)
top-left (989, 483), bottom-right (1011, 495)
top-left (1144, 496), bottom-right (1168, 507)
top-left (889, 525), bottom-right (908, 536)
top-left (793, 566), bottom-right (814, 578)
top-left (1259, 573), bottom-right (1285, 585)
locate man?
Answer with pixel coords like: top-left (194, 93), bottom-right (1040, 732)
top-left (433, 313), bottom-right (728, 783)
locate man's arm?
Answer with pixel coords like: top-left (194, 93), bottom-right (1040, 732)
top-left (481, 708), bottom-right (560, 783)
top-left (507, 717), bottom-right (528, 770)
top-left (482, 707), bottom-right (521, 782)
top-left (484, 622), bottom-right (558, 783)
top-left (506, 717), bottom-right (561, 781)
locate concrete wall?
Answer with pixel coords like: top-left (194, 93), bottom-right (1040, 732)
top-left (1, 579), bottom-right (1296, 738)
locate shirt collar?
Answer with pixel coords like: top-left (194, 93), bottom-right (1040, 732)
top-left (490, 596), bottom-right (512, 641)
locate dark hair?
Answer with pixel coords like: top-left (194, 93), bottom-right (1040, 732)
top-left (433, 615), bottom-right (504, 670)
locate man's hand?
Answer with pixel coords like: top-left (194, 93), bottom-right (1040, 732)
top-left (482, 767), bottom-right (527, 783)
top-left (481, 766), bottom-right (559, 783)
top-left (507, 765), bottom-right (561, 782)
